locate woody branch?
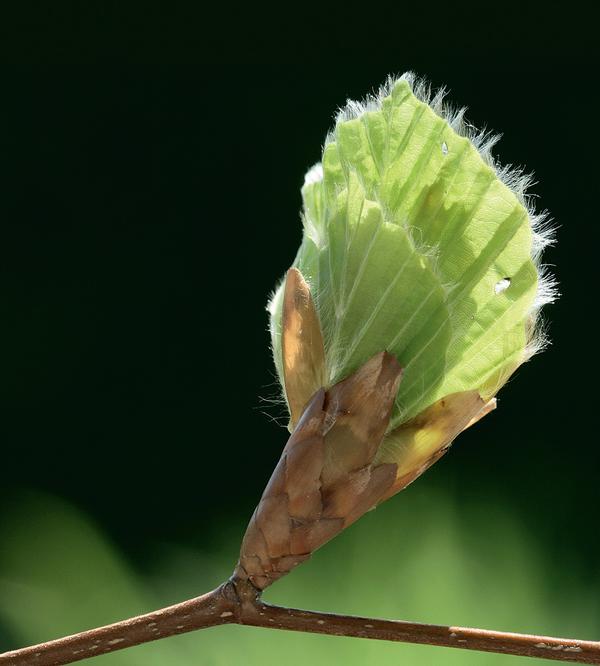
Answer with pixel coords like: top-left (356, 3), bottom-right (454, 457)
top-left (1, 577), bottom-right (599, 666)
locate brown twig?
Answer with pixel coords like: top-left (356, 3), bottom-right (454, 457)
top-left (1, 577), bottom-right (599, 665)
top-left (0, 583), bottom-right (237, 666)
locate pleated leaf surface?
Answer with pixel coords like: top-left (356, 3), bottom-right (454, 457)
top-left (270, 77), bottom-right (545, 429)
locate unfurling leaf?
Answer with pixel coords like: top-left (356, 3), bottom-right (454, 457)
top-left (269, 73), bottom-right (555, 429)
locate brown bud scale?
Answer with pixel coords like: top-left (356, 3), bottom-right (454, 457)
top-left (235, 352), bottom-right (403, 589)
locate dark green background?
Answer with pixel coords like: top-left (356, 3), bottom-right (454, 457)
top-left (1, 61), bottom-right (596, 555)
top-left (0, 23), bottom-right (598, 661)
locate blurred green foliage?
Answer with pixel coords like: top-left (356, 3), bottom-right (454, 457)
top-left (1, 489), bottom-right (597, 665)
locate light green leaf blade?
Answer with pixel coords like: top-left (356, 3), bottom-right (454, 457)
top-left (269, 74), bottom-right (554, 429)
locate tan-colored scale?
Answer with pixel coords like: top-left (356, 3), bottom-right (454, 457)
top-left (281, 268), bottom-right (327, 430)
top-left (235, 269), bottom-right (496, 590)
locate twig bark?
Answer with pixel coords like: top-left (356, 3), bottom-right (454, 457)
top-left (1, 577), bottom-right (599, 665)
top-left (0, 583), bottom-right (236, 666)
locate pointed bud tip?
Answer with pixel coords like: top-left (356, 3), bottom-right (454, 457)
top-left (285, 267), bottom-right (306, 293)
top-left (373, 351), bottom-right (404, 394)
top-left (380, 350), bottom-right (402, 375)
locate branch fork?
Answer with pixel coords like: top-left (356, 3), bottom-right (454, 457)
top-left (3, 576), bottom-right (599, 665)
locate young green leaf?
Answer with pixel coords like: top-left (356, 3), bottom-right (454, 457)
top-left (269, 73), bottom-right (555, 431)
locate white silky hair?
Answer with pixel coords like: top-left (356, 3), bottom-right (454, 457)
top-left (303, 72), bottom-right (558, 363)
top-left (304, 163), bottom-right (324, 186)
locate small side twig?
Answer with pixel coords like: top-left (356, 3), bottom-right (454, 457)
top-left (1, 577), bottom-right (599, 665)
